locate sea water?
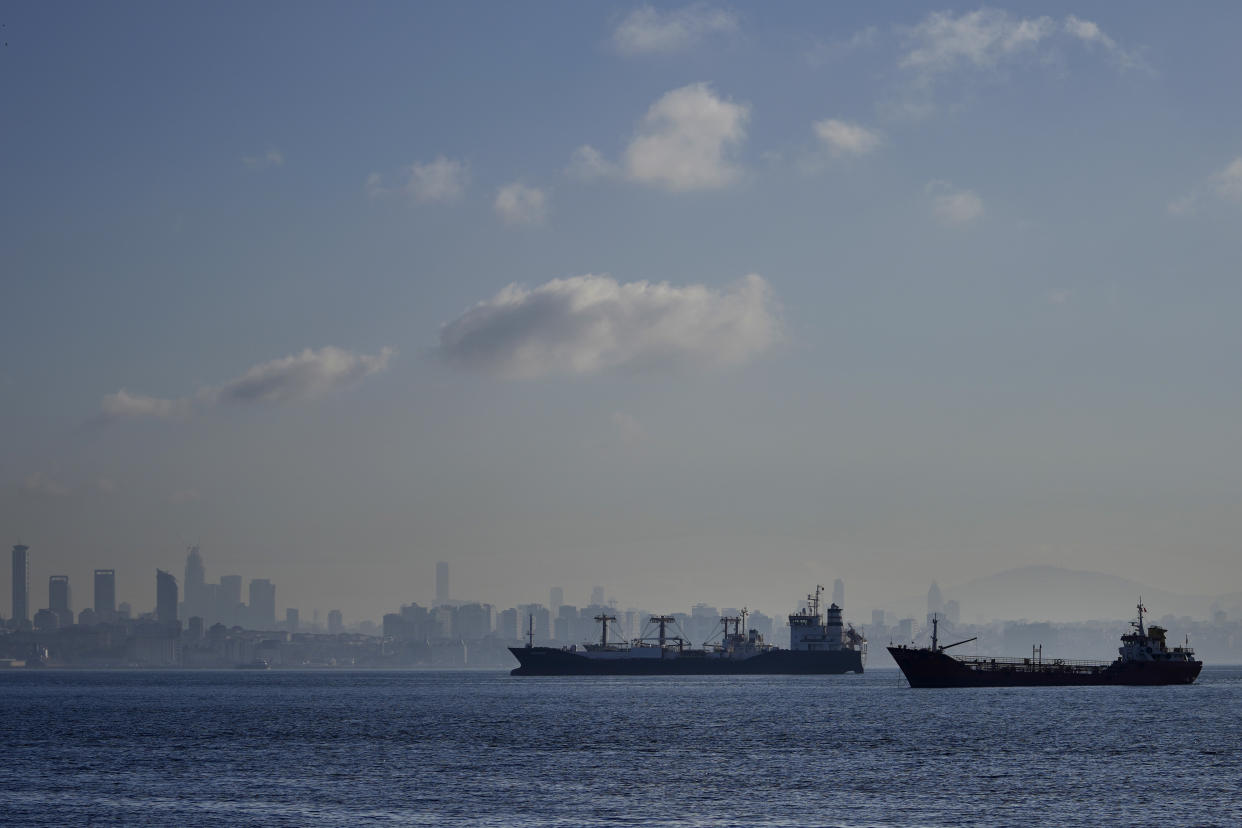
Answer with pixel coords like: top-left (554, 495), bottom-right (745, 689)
top-left (1, 668), bottom-right (1239, 827)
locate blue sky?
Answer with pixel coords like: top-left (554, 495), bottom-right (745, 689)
top-left (3, 3), bottom-right (1241, 622)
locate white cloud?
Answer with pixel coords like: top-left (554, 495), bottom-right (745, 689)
top-left (900, 10), bottom-right (1144, 83)
top-left (408, 156), bottom-right (469, 203)
top-left (566, 145), bottom-right (619, 181)
top-left (1064, 16), bottom-right (1143, 72)
top-left (928, 181), bottom-right (984, 225)
top-left (625, 83), bottom-right (749, 191)
top-left (214, 346), bottom-right (395, 405)
top-left (813, 119), bottom-right (883, 156)
top-left (901, 9), bottom-right (1055, 80)
top-left (365, 172), bottom-right (387, 199)
top-left (612, 4), bottom-right (738, 55)
top-left (494, 183), bottom-right (549, 225)
top-left (21, 472), bottom-right (70, 497)
top-left (99, 346), bottom-right (395, 421)
top-left (1168, 156), bottom-right (1242, 217)
top-left (100, 390), bottom-right (191, 420)
top-left (1214, 157), bottom-right (1242, 200)
top-left (438, 273), bottom-right (779, 379)
top-left (242, 148), bottom-right (284, 170)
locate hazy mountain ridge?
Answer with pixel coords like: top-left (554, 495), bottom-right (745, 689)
top-left (934, 565), bottom-right (1239, 623)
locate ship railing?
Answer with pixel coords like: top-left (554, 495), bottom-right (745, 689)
top-left (958, 655), bottom-right (1112, 672)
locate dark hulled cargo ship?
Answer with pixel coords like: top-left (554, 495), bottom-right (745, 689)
top-left (509, 586), bottom-right (865, 676)
top-left (888, 602), bottom-right (1202, 688)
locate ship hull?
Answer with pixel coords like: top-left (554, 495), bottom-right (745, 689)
top-left (509, 646), bottom-right (864, 676)
top-left (887, 647), bottom-right (1202, 688)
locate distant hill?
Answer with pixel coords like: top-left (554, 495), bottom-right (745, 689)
top-left (941, 565), bottom-right (1225, 623)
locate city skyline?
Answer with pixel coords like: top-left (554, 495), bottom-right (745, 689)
top-left (3, 4), bottom-right (1242, 624)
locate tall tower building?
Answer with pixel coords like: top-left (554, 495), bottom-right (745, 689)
top-left (590, 586), bottom-right (605, 607)
top-left (927, 582), bottom-right (944, 617)
top-left (184, 546), bottom-right (205, 620)
top-left (219, 574), bottom-right (243, 625)
top-left (435, 561), bottom-right (449, 605)
top-left (11, 544), bottom-right (30, 626)
top-left (832, 578), bottom-right (845, 608)
top-left (549, 586), bottom-right (563, 615)
top-left (156, 569), bottom-right (178, 624)
top-left (94, 569), bottom-right (116, 621)
top-left (248, 579), bottom-right (276, 629)
top-left (49, 575), bottom-right (72, 627)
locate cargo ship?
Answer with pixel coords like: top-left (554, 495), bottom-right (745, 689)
top-left (509, 586), bottom-right (865, 676)
top-left (888, 601), bottom-right (1202, 687)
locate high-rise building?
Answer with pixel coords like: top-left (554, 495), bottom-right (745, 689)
top-left (590, 586), bottom-right (605, 607)
top-left (184, 546), bottom-right (205, 620)
top-left (94, 569), bottom-right (116, 621)
top-left (249, 579), bottom-right (276, 629)
top-left (871, 609), bottom-right (886, 631)
top-left (49, 575), bottom-right (72, 627)
top-left (435, 561), bottom-right (449, 604)
top-left (549, 586), bottom-right (563, 615)
top-left (286, 608), bottom-right (299, 633)
top-left (832, 578), bottom-right (845, 608)
top-left (156, 569), bottom-right (178, 624)
top-left (219, 574), bottom-right (242, 625)
top-left (926, 582), bottom-right (944, 628)
top-left (327, 609), bottom-right (343, 635)
top-left (11, 544), bottom-right (30, 626)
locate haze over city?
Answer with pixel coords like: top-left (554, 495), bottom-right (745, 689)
top-left (4, 3), bottom-right (1242, 626)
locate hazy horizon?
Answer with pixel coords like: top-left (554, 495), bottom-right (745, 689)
top-left (4, 4), bottom-right (1241, 626)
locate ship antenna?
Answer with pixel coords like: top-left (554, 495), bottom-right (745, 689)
top-left (931, 613), bottom-right (939, 651)
top-left (526, 613), bottom-right (534, 648)
top-left (1137, 597), bottom-right (1145, 636)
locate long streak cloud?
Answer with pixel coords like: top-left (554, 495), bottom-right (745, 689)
top-left (100, 346), bottom-right (395, 420)
top-left (438, 274), bottom-right (779, 379)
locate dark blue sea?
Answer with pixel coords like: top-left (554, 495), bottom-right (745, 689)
top-left (1, 668), bottom-right (1239, 827)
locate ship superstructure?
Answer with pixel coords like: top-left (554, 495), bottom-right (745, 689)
top-left (509, 585), bottom-right (866, 676)
top-left (888, 601), bottom-right (1202, 688)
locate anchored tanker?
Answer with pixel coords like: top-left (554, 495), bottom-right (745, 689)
top-left (509, 585), bottom-right (866, 676)
top-left (889, 601), bottom-right (1202, 688)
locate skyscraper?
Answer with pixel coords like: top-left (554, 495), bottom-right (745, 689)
top-left (590, 586), bottom-right (605, 607)
top-left (156, 569), bottom-right (178, 625)
top-left (94, 569), bottom-right (116, 621)
top-left (249, 579), bottom-right (276, 629)
top-left (11, 544), bottom-right (30, 626)
top-left (219, 574), bottom-right (243, 626)
top-left (327, 609), bottom-right (343, 635)
top-left (436, 561), bottom-right (449, 605)
top-left (286, 607), bottom-right (299, 633)
top-left (549, 586), bottom-right (563, 615)
top-left (49, 575), bottom-right (72, 627)
top-left (927, 582), bottom-right (944, 616)
top-left (184, 546), bottom-right (205, 620)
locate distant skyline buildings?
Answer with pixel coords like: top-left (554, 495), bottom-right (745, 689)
top-left (249, 578), bottom-right (276, 629)
top-left (156, 570), bottom-right (178, 625)
top-left (48, 575), bottom-right (71, 628)
top-left (436, 561), bottom-right (449, 605)
top-left (11, 544), bottom-right (30, 626)
top-left (94, 569), bottom-right (116, 622)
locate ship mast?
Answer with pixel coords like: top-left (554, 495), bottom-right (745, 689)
top-left (652, 615), bottom-right (675, 649)
top-left (594, 613), bottom-right (617, 648)
top-left (1136, 598), bottom-right (1146, 636)
top-left (526, 613), bottom-right (534, 648)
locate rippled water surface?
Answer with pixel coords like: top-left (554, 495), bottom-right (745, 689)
top-left (1, 668), bottom-right (1240, 827)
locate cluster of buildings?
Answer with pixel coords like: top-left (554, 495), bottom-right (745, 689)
top-left (7, 546), bottom-right (1241, 668)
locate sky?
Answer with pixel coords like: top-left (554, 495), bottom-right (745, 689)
top-left (3, 2), bottom-right (1241, 624)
